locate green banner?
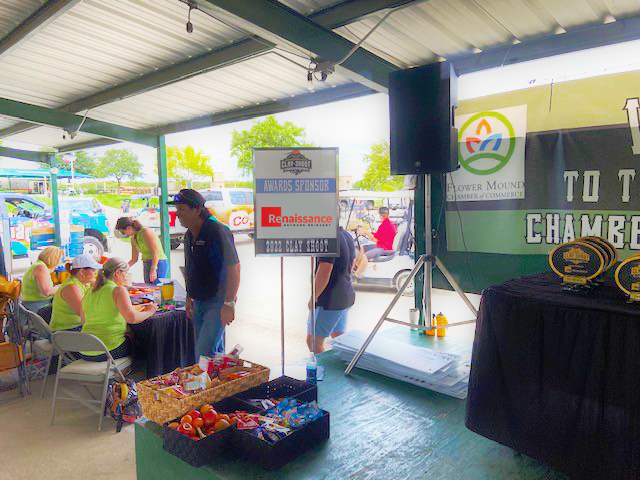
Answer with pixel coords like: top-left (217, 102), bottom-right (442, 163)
top-left (435, 69), bottom-right (640, 292)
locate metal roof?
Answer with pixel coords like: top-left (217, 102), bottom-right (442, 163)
top-left (0, 0), bottom-right (639, 151)
top-left (0, 167), bottom-right (88, 178)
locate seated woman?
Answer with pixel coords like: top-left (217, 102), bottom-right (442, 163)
top-left (21, 246), bottom-right (63, 312)
top-left (116, 217), bottom-right (168, 284)
top-left (50, 254), bottom-right (102, 332)
top-left (353, 207), bottom-right (397, 278)
top-left (79, 257), bottom-right (157, 362)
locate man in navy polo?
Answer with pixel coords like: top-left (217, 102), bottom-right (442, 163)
top-left (167, 189), bottom-right (241, 356)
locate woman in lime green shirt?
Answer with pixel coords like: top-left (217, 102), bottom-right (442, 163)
top-left (50, 254), bottom-right (102, 332)
top-left (115, 217), bottom-right (168, 284)
top-left (21, 246), bottom-right (63, 312)
top-left (79, 257), bottom-right (157, 362)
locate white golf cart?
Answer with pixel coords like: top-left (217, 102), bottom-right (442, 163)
top-left (339, 190), bottom-right (415, 296)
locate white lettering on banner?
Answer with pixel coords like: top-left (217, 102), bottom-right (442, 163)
top-left (631, 217), bottom-right (640, 249)
top-left (623, 97), bottom-right (640, 155)
top-left (546, 213), bottom-right (561, 244)
top-left (619, 169), bottom-right (636, 203)
top-left (562, 214), bottom-right (575, 243)
top-left (608, 215), bottom-right (626, 248)
top-left (582, 171), bottom-right (600, 202)
top-left (526, 214), bottom-right (542, 243)
top-left (564, 171), bottom-right (579, 202)
top-left (581, 214), bottom-right (603, 237)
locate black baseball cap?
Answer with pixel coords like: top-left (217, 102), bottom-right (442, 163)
top-left (166, 189), bottom-right (205, 208)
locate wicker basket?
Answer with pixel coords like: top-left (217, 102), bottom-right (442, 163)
top-left (137, 360), bottom-right (269, 424)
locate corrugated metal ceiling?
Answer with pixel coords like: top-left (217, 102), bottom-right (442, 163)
top-left (0, 0), bottom-right (245, 108)
top-left (1, 0), bottom-right (640, 150)
top-left (0, 0), bottom-right (47, 38)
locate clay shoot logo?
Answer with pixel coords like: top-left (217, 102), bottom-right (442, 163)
top-left (447, 105), bottom-right (527, 202)
top-left (280, 150), bottom-right (312, 175)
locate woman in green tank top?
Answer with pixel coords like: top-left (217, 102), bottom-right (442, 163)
top-left (116, 217), bottom-right (168, 284)
top-left (79, 257), bottom-right (157, 361)
top-left (50, 254), bottom-right (103, 332)
top-left (21, 246), bottom-right (63, 313)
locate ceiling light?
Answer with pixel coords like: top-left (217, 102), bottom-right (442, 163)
top-left (603, 14), bottom-right (616, 24)
top-left (555, 26), bottom-right (566, 34)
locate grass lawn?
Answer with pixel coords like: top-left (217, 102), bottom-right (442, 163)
top-left (32, 193), bottom-right (157, 210)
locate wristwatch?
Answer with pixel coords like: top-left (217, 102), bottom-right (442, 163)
top-left (223, 300), bottom-right (236, 308)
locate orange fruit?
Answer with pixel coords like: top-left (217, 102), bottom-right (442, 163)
top-left (228, 416), bottom-right (237, 426)
top-left (180, 414), bottom-right (193, 425)
top-left (192, 417), bottom-right (204, 428)
top-left (218, 414), bottom-right (231, 423)
top-left (200, 404), bottom-right (214, 414)
top-left (214, 419), bottom-right (230, 432)
top-left (167, 422), bottom-right (179, 430)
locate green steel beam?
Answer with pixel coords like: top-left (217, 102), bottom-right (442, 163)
top-left (57, 83), bottom-right (375, 152)
top-left (49, 155), bottom-right (62, 247)
top-left (0, 146), bottom-right (50, 163)
top-left (308, 0), bottom-right (423, 28)
top-left (0, 0), bottom-right (81, 59)
top-left (156, 136), bottom-right (171, 269)
top-left (0, 97), bottom-right (158, 147)
top-left (0, 39), bottom-right (274, 139)
top-left (449, 13), bottom-right (640, 74)
top-left (197, 0), bottom-right (396, 93)
top-left (156, 83), bottom-right (375, 135)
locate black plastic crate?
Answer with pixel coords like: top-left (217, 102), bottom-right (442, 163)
top-left (233, 409), bottom-right (330, 470)
top-left (234, 376), bottom-right (317, 408)
top-left (162, 398), bottom-right (251, 468)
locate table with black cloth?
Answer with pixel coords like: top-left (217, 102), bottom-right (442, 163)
top-left (466, 272), bottom-right (640, 479)
top-left (129, 309), bottom-right (196, 378)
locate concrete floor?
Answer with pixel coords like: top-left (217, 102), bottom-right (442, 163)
top-left (2, 206), bottom-right (482, 479)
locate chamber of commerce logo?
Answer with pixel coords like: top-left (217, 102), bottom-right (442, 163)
top-left (458, 111), bottom-right (516, 175)
top-left (280, 150), bottom-right (312, 175)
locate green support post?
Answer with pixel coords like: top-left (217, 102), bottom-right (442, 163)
top-left (49, 154), bottom-right (62, 248)
top-left (156, 136), bottom-right (171, 271)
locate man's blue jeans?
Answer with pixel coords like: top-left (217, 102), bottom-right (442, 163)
top-left (192, 295), bottom-right (225, 357)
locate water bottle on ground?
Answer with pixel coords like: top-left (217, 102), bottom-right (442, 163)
top-left (306, 353), bottom-right (318, 384)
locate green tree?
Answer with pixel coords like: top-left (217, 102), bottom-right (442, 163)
top-left (353, 140), bottom-right (404, 191)
top-left (96, 148), bottom-right (142, 193)
top-left (166, 145), bottom-right (213, 187)
top-left (230, 115), bottom-right (315, 177)
top-left (73, 150), bottom-right (98, 176)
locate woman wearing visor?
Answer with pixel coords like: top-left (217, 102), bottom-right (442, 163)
top-left (50, 254), bottom-right (102, 332)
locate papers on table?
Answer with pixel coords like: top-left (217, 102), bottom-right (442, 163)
top-left (332, 330), bottom-right (470, 399)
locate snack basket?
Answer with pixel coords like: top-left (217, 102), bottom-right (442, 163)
top-left (137, 360), bottom-right (269, 424)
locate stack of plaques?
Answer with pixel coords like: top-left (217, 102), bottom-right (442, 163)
top-left (615, 255), bottom-right (640, 302)
top-left (548, 236), bottom-right (617, 286)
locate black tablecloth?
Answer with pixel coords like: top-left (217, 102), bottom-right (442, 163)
top-left (130, 310), bottom-right (196, 379)
top-left (466, 273), bottom-right (640, 479)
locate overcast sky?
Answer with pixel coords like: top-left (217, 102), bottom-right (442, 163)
top-left (4, 39), bottom-right (639, 183)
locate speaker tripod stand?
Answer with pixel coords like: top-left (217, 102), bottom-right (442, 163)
top-left (345, 174), bottom-right (478, 375)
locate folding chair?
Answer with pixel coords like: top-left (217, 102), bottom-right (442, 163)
top-left (49, 331), bottom-right (132, 431)
top-left (19, 308), bottom-right (56, 398)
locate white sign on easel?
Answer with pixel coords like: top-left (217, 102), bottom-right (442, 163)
top-left (253, 148), bottom-right (339, 257)
top-left (253, 147), bottom-right (339, 375)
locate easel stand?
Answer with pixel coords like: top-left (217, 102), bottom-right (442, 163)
top-left (345, 174), bottom-right (478, 375)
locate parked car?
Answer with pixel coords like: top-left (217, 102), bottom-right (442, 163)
top-left (199, 188), bottom-right (254, 237)
top-left (133, 188), bottom-right (255, 250)
top-left (0, 193), bottom-right (114, 257)
top-left (131, 193), bottom-right (186, 250)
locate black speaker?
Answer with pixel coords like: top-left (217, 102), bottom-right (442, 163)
top-left (389, 61), bottom-right (458, 174)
